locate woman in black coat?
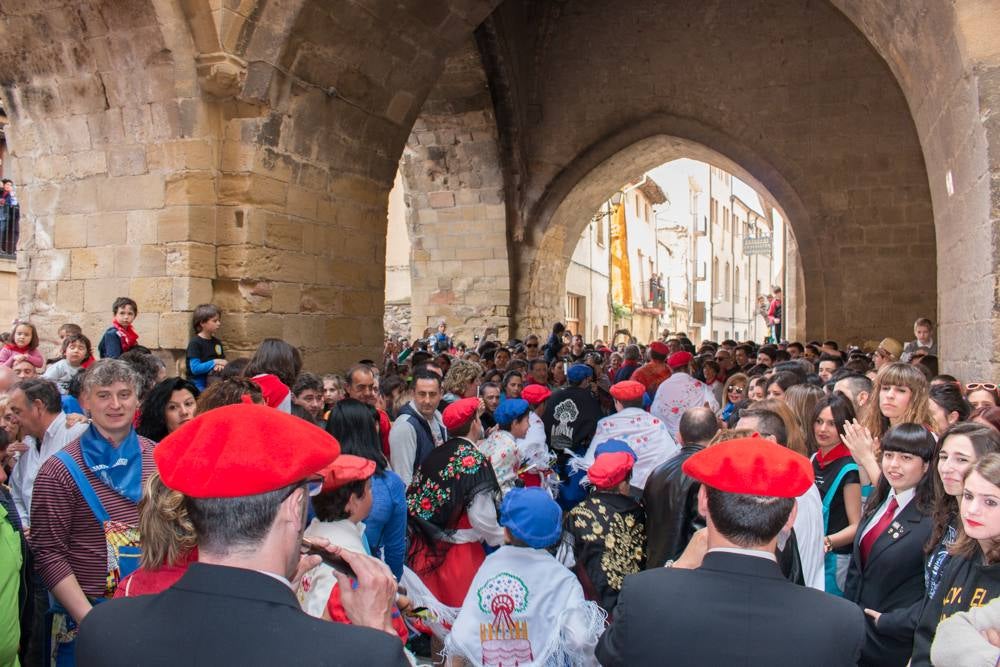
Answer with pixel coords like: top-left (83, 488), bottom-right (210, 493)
top-left (843, 423), bottom-right (935, 667)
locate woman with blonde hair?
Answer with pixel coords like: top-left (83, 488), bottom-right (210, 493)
top-left (114, 473), bottom-right (197, 598)
top-left (718, 373), bottom-right (748, 422)
top-left (844, 362), bottom-right (935, 484)
top-left (441, 359), bottom-right (481, 406)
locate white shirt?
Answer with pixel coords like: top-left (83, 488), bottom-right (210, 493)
top-left (389, 402), bottom-right (445, 487)
top-left (860, 487), bottom-right (916, 540)
top-left (707, 547), bottom-right (777, 562)
top-left (793, 484), bottom-right (825, 591)
top-left (9, 412), bottom-right (89, 526)
top-left (586, 407), bottom-right (680, 489)
top-left (650, 373), bottom-right (720, 439)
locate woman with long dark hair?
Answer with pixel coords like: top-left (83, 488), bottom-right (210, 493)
top-left (927, 382), bottom-right (971, 434)
top-left (844, 423), bottom-right (935, 666)
top-left (326, 398), bottom-right (407, 580)
top-left (137, 378), bottom-right (200, 442)
top-left (808, 393), bottom-right (861, 597)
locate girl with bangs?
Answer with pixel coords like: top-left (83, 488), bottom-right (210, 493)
top-left (844, 423), bottom-right (935, 667)
top-left (844, 362), bottom-right (935, 485)
top-left (911, 452), bottom-right (1000, 665)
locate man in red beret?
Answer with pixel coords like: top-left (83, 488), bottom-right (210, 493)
top-left (629, 340), bottom-right (672, 396)
top-left (573, 380), bottom-right (678, 492)
top-left (596, 438), bottom-right (865, 667)
top-left (75, 403), bottom-right (408, 666)
top-left (649, 350), bottom-right (719, 440)
top-left (406, 397), bottom-right (503, 608)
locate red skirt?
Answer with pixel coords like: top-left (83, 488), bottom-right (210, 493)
top-left (408, 515), bottom-right (485, 608)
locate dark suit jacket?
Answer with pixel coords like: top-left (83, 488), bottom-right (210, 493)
top-left (843, 499), bottom-right (932, 667)
top-left (76, 562), bottom-right (409, 667)
top-left (596, 551), bottom-right (865, 666)
top-left (641, 444), bottom-right (704, 568)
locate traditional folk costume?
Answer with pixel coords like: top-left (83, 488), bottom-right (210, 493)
top-left (543, 365), bottom-right (604, 509)
top-left (445, 488), bottom-right (605, 667)
top-left (573, 381), bottom-right (679, 490)
top-left (297, 455), bottom-right (409, 644)
top-left (517, 385), bottom-right (556, 492)
top-left (561, 452), bottom-right (646, 615)
top-left (97, 318), bottom-right (138, 359)
top-left (406, 398), bottom-right (504, 608)
top-left (649, 352), bottom-right (719, 439)
top-left (477, 399), bottom-right (529, 495)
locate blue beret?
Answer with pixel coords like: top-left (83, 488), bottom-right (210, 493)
top-left (494, 398), bottom-right (530, 427)
top-left (567, 363), bottom-right (593, 383)
top-left (500, 487), bottom-right (563, 548)
top-left (595, 438), bottom-right (638, 461)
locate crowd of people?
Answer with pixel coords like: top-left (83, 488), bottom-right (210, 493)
top-left (0, 301), bottom-right (995, 666)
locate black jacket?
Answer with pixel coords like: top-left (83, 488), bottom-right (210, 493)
top-left (641, 444), bottom-right (704, 568)
top-left (596, 551), bottom-right (865, 666)
top-left (844, 499), bottom-right (933, 667)
top-left (76, 562), bottom-right (409, 667)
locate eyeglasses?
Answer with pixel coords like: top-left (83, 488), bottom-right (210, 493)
top-left (281, 477), bottom-right (324, 502)
top-left (967, 383), bottom-right (998, 392)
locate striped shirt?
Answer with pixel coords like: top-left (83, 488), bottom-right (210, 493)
top-left (29, 437), bottom-right (156, 597)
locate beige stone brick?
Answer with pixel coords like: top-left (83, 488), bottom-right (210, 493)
top-left (272, 282), bottom-right (302, 313)
top-left (263, 212), bottom-right (303, 250)
top-left (114, 244), bottom-right (167, 277)
top-left (165, 242), bottom-right (216, 278)
top-left (71, 247), bottom-right (115, 280)
top-left (221, 139), bottom-right (254, 172)
top-left (133, 313), bottom-right (160, 349)
top-left (171, 277), bottom-right (214, 311)
top-left (83, 278), bottom-right (122, 312)
top-left (287, 186), bottom-right (319, 220)
top-left (97, 174), bottom-right (166, 212)
top-left (54, 215), bottom-right (88, 248)
top-left (161, 140), bottom-right (215, 171)
top-left (130, 276), bottom-right (172, 311)
top-left (165, 172), bottom-right (216, 206)
top-left (69, 150), bottom-right (109, 178)
top-left (428, 191), bottom-right (455, 208)
top-left (126, 211), bottom-right (158, 245)
top-left (87, 212), bottom-right (128, 247)
top-left (107, 145), bottom-right (148, 177)
top-left (57, 179), bottom-right (100, 215)
top-left (27, 250), bottom-right (71, 282)
top-left (157, 206), bottom-right (217, 244)
top-left (158, 312), bottom-right (192, 349)
top-left (56, 280), bottom-right (85, 312)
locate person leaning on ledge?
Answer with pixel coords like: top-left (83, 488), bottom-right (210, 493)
top-left (75, 402), bottom-right (408, 667)
top-left (596, 436), bottom-right (866, 667)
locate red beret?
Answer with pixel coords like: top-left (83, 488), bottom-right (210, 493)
top-left (667, 351), bottom-right (693, 368)
top-left (649, 341), bottom-right (669, 356)
top-left (521, 384), bottom-right (551, 406)
top-left (682, 437), bottom-right (814, 498)
top-left (588, 452), bottom-right (635, 489)
top-left (155, 403), bottom-right (340, 498)
top-left (610, 380), bottom-right (645, 402)
top-left (251, 374), bottom-right (290, 409)
top-left (320, 454), bottom-right (376, 493)
top-left (443, 397), bottom-right (480, 431)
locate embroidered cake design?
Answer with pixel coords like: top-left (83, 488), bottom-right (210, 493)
top-left (477, 572), bottom-right (533, 666)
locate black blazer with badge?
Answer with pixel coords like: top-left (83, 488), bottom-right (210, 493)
top-left (595, 551), bottom-right (865, 667)
top-left (76, 562), bottom-right (409, 667)
top-left (843, 497), bottom-right (932, 667)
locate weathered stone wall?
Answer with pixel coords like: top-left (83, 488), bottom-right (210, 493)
top-left (399, 40), bottom-right (511, 347)
top-left (481, 0), bottom-right (936, 350)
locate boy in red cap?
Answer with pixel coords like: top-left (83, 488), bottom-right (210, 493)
top-left (406, 397), bottom-right (503, 608)
top-left (298, 455), bottom-right (409, 645)
top-left (516, 384), bottom-right (556, 490)
top-left (561, 450), bottom-right (646, 615)
top-left (596, 437), bottom-right (865, 667)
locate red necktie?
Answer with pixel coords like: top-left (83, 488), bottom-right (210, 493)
top-left (860, 497), bottom-right (898, 565)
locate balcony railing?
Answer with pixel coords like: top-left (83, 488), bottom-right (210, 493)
top-left (639, 280), bottom-right (666, 310)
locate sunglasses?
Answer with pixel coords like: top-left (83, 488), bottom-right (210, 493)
top-left (526, 343), bottom-right (538, 348)
top-left (727, 386), bottom-right (745, 394)
top-left (967, 383), bottom-right (998, 392)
